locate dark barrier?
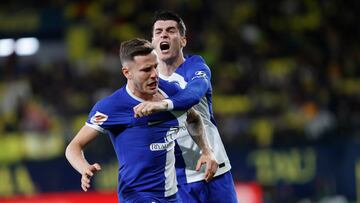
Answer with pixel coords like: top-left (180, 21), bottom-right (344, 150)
top-left (1, 143), bottom-right (359, 202)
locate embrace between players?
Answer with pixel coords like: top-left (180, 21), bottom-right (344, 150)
top-left (65, 11), bottom-right (238, 203)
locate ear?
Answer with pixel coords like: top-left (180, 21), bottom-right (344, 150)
top-left (122, 66), bottom-right (132, 79)
top-left (180, 36), bottom-right (187, 48)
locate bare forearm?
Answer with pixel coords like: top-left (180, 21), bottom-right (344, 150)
top-left (187, 108), bottom-right (218, 181)
top-left (186, 109), bottom-right (211, 153)
top-left (65, 142), bottom-right (90, 174)
top-left (133, 101), bottom-right (168, 118)
top-left (65, 125), bottom-right (102, 191)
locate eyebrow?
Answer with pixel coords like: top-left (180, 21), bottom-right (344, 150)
top-left (154, 26), bottom-right (177, 32)
top-left (139, 63), bottom-right (158, 70)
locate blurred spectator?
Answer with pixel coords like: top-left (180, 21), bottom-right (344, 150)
top-left (1, 0), bottom-right (360, 202)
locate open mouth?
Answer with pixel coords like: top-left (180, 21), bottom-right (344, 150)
top-left (160, 42), bottom-right (170, 51)
top-left (148, 81), bottom-right (158, 88)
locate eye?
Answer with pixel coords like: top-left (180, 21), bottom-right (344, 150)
top-left (154, 29), bottom-right (162, 35)
top-left (167, 27), bottom-right (177, 34)
top-left (140, 66), bottom-right (151, 72)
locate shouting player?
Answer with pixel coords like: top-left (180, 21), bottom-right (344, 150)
top-left (133, 11), bottom-right (238, 202)
top-left (65, 38), bottom-right (217, 203)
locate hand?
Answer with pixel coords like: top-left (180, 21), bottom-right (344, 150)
top-left (133, 101), bottom-right (168, 118)
top-left (195, 150), bottom-right (218, 182)
top-left (81, 163), bottom-right (101, 192)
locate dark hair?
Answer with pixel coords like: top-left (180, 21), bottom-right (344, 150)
top-left (152, 10), bottom-right (186, 36)
top-left (119, 38), bottom-right (154, 65)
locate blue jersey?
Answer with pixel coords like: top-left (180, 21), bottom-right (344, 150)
top-left (86, 80), bottom-right (186, 202)
top-left (160, 55), bottom-right (232, 184)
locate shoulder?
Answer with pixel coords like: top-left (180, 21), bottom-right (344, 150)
top-left (93, 86), bottom-right (129, 113)
top-left (184, 55), bottom-right (210, 73)
top-left (186, 55), bottom-right (206, 64)
top-left (181, 55), bottom-right (211, 80)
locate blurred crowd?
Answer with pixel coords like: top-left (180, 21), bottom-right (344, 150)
top-left (1, 0), bottom-right (360, 202)
top-left (1, 0), bottom-right (360, 156)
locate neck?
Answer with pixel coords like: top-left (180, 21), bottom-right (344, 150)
top-left (158, 54), bottom-right (185, 76)
top-left (127, 83), bottom-right (164, 101)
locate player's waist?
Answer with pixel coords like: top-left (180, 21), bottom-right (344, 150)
top-left (176, 160), bottom-right (232, 184)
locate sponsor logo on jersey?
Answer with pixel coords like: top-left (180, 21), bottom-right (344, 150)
top-left (147, 120), bottom-right (163, 126)
top-left (150, 142), bottom-right (173, 151)
top-left (191, 71), bottom-right (207, 80)
top-left (164, 127), bottom-right (179, 142)
top-left (150, 127), bottom-right (178, 151)
top-left (90, 111), bottom-right (108, 125)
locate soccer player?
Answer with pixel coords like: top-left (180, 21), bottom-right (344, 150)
top-left (133, 11), bottom-right (238, 202)
top-left (65, 38), bottom-right (218, 203)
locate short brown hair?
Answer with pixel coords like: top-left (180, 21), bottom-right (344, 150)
top-left (119, 38), bottom-right (154, 65)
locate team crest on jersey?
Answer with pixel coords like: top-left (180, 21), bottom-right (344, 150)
top-left (90, 111), bottom-right (108, 125)
top-left (192, 71), bottom-right (207, 80)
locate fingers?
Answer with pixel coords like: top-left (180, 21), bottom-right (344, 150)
top-left (133, 104), bottom-right (143, 118)
top-left (82, 169), bottom-right (93, 192)
top-left (80, 163), bottom-right (102, 192)
top-left (134, 103), bottom-right (150, 118)
top-left (204, 162), bottom-right (212, 182)
top-left (81, 174), bottom-right (91, 192)
top-left (196, 158), bottom-right (214, 182)
top-left (133, 101), bottom-right (167, 118)
top-left (196, 158), bottom-right (203, 171)
top-left (204, 161), bottom-right (218, 182)
top-left (84, 163), bottom-right (102, 178)
top-left (196, 155), bottom-right (219, 182)
top-left (92, 163), bottom-right (102, 171)
top-left (85, 168), bottom-right (94, 177)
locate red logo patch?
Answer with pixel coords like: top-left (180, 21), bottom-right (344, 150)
top-left (90, 111), bottom-right (108, 125)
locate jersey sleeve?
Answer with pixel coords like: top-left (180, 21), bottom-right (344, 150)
top-left (159, 78), bottom-right (182, 97)
top-left (167, 56), bottom-right (211, 110)
top-left (86, 97), bottom-right (130, 133)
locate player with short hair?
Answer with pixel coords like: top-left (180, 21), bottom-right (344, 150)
top-left (65, 38), bottom-right (218, 203)
top-left (134, 11), bottom-right (238, 202)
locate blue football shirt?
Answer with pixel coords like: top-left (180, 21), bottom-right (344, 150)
top-left (86, 80), bottom-right (186, 201)
top-left (160, 55), bottom-right (232, 184)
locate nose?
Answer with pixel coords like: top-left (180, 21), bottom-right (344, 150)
top-left (160, 31), bottom-right (169, 39)
top-left (150, 67), bottom-right (158, 78)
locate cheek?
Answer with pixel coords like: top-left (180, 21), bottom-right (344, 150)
top-left (173, 42), bottom-right (182, 51)
top-left (135, 74), bottom-right (147, 84)
top-left (152, 38), bottom-right (159, 45)
top-left (172, 38), bottom-right (182, 47)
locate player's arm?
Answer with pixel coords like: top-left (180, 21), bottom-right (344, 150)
top-left (167, 58), bottom-right (212, 110)
top-left (166, 77), bottom-right (209, 110)
top-left (133, 100), bottom-right (168, 118)
top-left (65, 125), bottom-right (102, 192)
top-left (186, 108), bottom-right (218, 182)
top-left (133, 79), bottom-right (208, 117)
top-left (133, 66), bottom-right (210, 117)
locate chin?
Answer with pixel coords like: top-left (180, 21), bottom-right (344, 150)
top-left (148, 89), bottom-right (157, 95)
top-left (159, 52), bottom-right (171, 59)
